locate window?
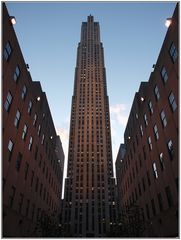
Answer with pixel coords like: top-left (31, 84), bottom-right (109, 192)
top-left (28, 101), bottom-right (32, 114)
top-left (153, 162), bottom-right (158, 179)
top-left (161, 66), bottom-right (168, 83)
top-left (157, 193), bottom-right (163, 212)
top-left (8, 139), bottom-right (14, 161)
top-left (13, 66), bottom-right (20, 82)
top-left (153, 124), bottom-right (159, 140)
top-left (4, 91), bottom-right (13, 112)
top-left (24, 162), bottom-right (29, 180)
top-left (159, 153), bottom-right (165, 171)
top-left (18, 193), bottom-right (24, 213)
top-left (28, 136), bottom-right (33, 151)
top-left (148, 101), bottom-right (153, 114)
top-left (140, 125), bottom-right (143, 137)
top-left (31, 171), bottom-right (34, 187)
top-left (26, 199), bottom-right (30, 217)
top-left (16, 152), bottom-right (22, 171)
top-left (151, 199), bottom-right (156, 216)
top-left (168, 92), bottom-right (177, 112)
top-left (22, 124), bottom-right (28, 140)
top-left (146, 204), bottom-right (150, 219)
top-left (14, 110), bottom-right (21, 128)
top-left (144, 113), bottom-right (148, 126)
top-left (160, 110), bottom-right (167, 127)
top-left (142, 177), bottom-right (146, 192)
top-left (147, 171), bottom-right (151, 186)
top-left (167, 139), bottom-right (174, 159)
top-left (21, 85), bottom-right (27, 100)
top-left (33, 113), bottom-right (37, 126)
top-left (154, 85), bottom-right (160, 101)
top-left (41, 134), bottom-right (45, 145)
top-left (169, 42), bottom-right (178, 63)
top-left (148, 137), bottom-right (152, 150)
top-left (3, 41), bottom-right (12, 61)
top-left (35, 146), bottom-right (38, 160)
top-left (38, 125), bottom-right (41, 136)
top-left (9, 186), bottom-right (16, 208)
top-left (165, 186), bottom-right (173, 207)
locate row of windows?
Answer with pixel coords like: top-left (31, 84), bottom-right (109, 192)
top-left (5, 184), bottom-right (58, 221)
top-left (121, 138), bottom-right (174, 195)
top-left (124, 184), bottom-right (176, 222)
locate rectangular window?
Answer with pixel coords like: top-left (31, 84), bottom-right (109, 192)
top-left (169, 42), bottom-right (178, 63)
top-left (28, 136), bottom-right (33, 151)
top-left (26, 199), bottom-right (30, 217)
top-left (146, 204), bottom-right (150, 219)
top-left (13, 66), bottom-right (20, 82)
top-left (3, 41), bottom-right (12, 61)
top-left (4, 91), bottom-right (13, 112)
top-left (38, 125), bottom-right (41, 136)
top-left (167, 139), bottom-right (174, 159)
top-left (18, 193), bottom-right (24, 213)
top-left (142, 177), bottom-right (146, 192)
top-left (28, 101), bottom-right (33, 114)
top-left (153, 162), bottom-right (158, 179)
top-left (31, 204), bottom-right (35, 220)
top-left (151, 199), bottom-right (156, 216)
top-left (41, 134), bottom-right (45, 145)
top-left (153, 124), bottom-right (159, 140)
top-left (161, 66), bottom-right (168, 83)
top-left (16, 152), bottom-right (22, 171)
top-left (144, 113), bottom-right (148, 126)
top-left (157, 193), bottom-right (163, 212)
top-left (35, 146), bottom-right (38, 160)
top-left (24, 162), bottom-right (29, 180)
top-left (22, 124), bottom-right (28, 140)
top-left (14, 110), bottom-right (21, 128)
top-left (154, 85), bottom-right (160, 101)
top-left (148, 136), bottom-right (152, 150)
top-left (140, 125), bottom-right (143, 136)
top-left (9, 186), bottom-right (16, 208)
top-left (21, 85), bottom-right (27, 100)
top-left (148, 100), bottom-right (153, 114)
top-left (165, 186), bottom-right (173, 207)
top-left (168, 92), bottom-right (177, 112)
top-left (31, 171), bottom-right (34, 187)
top-left (160, 110), bottom-right (167, 127)
top-left (8, 139), bottom-right (14, 161)
top-left (159, 153), bottom-right (165, 171)
top-left (33, 113), bottom-right (37, 126)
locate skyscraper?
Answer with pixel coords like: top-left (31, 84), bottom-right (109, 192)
top-left (62, 15), bottom-right (116, 237)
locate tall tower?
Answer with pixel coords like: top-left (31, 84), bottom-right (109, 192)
top-left (63, 15), bottom-right (116, 237)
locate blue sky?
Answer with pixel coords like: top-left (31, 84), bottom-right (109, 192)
top-left (6, 1), bottom-right (177, 184)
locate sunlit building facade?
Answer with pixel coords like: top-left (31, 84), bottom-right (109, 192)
top-left (62, 15), bottom-right (117, 237)
top-left (116, 4), bottom-right (178, 237)
top-left (3, 4), bottom-right (64, 237)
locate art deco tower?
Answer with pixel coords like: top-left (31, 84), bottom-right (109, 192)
top-left (62, 15), bottom-right (116, 237)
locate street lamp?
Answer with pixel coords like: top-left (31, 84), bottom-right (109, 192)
top-left (165, 18), bottom-right (172, 28)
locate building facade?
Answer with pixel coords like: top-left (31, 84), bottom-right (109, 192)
top-left (116, 4), bottom-right (178, 237)
top-left (62, 15), bottom-right (117, 237)
top-left (3, 4), bottom-right (64, 237)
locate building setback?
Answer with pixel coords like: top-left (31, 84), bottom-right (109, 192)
top-left (116, 4), bottom-right (178, 237)
top-left (62, 15), bottom-right (117, 237)
top-left (3, 3), bottom-right (64, 237)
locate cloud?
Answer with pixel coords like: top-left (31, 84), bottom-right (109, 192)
top-left (110, 103), bottom-right (129, 127)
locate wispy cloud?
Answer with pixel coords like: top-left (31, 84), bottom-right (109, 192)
top-left (110, 103), bottom-right (129, 127)
top-left (110, 103), bottom-right (130, 167)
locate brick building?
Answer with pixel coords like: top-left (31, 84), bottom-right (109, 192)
top-left (3, 3), bottom-right (64, 237)
top-left (116, 4), bottom-right (178, 237)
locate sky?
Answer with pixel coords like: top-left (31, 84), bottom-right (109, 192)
top-left (6, 1), bottom-right (177, 193)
